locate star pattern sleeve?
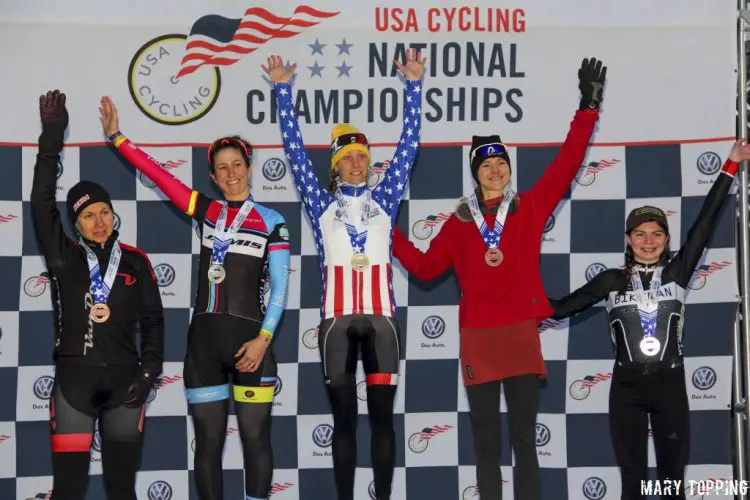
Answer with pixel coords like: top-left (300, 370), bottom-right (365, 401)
top-left (273, 83), bottom-right (333, 224)
top-left (371, 79), bottom-right (423, 219)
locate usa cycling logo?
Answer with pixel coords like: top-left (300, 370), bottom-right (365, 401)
top-left (585, 263), bottom-right (607, 282)
top-left (421, 315), bottom-right (445, 339)
top-left (569, 372), bottom-right (612, 400)
top-left (412, 212), bottom-right (451, 240)
top-left (33, 375), bottom-right (54, 400)
top-left (696, 152), bottom-right (722, 175)
top-left (692, 366), bottom-right (717, 391)
top-left (575, 159), bottom-right (621, 186)
top-left (302, 327), bottom-right (319, 349)
top-left (312, 424), bottom-right (334, 448)
top-left (535, 423), bottom-right (551, 447)
top-left (407, 424), bottom-right (454, 453)
top-left (262, 157), bottom-right (287, 182)
top-left (147, 480), bottom-right (173, 500)
top-left (688, 260), bottom-right (731, 290)
top-left (24, 271), bottom-right (51, 297)
top-left (582, 477), bottom-right (607, 500)
top-left (367, 161), bottom-right (389, 188)
top-left (153, 263), bottom-right (176, 287)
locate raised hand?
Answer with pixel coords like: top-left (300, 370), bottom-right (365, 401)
top-left (262, 55), bottom-right (297, 84)
top-left (99, 96), bottom-right (120, 137)
top-left (729, 139), bottom-right (750, 162)
top-left (39, 90), bottom-right (68, 129)
top-left (394, 48), bottom-right (426, 81)
top-left (578, 57), bottom-right (607, 110)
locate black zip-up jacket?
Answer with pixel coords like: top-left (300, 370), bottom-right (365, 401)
top-left (30, 124), bottom-right (164, 376)
top-left (549, 159), bottom-right (737, 373)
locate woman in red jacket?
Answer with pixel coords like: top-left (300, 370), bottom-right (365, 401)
top-left (392, 57), bottom-right (607, 500)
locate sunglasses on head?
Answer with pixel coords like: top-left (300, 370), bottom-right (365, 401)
top-left (470, 143), bottom-right (508, 162)
top-left (208, 137), bottom-right (251, 164)
top-left (331, 133), bottom-right (369, 154)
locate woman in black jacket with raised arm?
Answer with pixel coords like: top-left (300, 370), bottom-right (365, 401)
top-left (31, 90), bottom-right (164, 500)
top-left (548, 139), bottom-right (749, 500)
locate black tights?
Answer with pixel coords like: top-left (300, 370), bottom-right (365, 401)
top-left (191, 399), bottom-right (273, 499)
top-left (466, 375), bottom-right (541, 500)
top-left (610, 364), bottom-right (690, 499)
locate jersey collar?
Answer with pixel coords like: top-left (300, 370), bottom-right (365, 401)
top-left (337, 182), bottom-right (368, 197)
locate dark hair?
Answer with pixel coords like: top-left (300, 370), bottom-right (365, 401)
top-left (208, 135), bottom-right (253, 173)
top-left (326, 169), bottom-right (339, 193)
top-left (618, 223), bottom-right (671, 294)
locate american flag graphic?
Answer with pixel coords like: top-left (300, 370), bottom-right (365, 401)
top-left (0, 214), bottom-right (17, 223)
top-left (176, 5), bottom-right (339, 78)
top-left (579, 372), bottom-right (612, 388)
top-left (696, 260), bottom-right (732, 277)
top-left (162, 159), bottom-right (187, 170)
top-left (370, 160), bottom-right (390, 174)
top-left (537, 318), bottom-right (561, 333)
top-left (422, 212), bottom-right (453, 228)
top-left (269, 482), bottom-right (295, 495)
top-left (416, 424), bottom-right (454, 442)
top-left (584, 159), bottom-right (621, 175)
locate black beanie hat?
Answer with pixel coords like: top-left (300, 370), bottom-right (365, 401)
top-left (470, 135), bottom-right (512, 183)
top-left (66, 181), bottom-right (113, 225)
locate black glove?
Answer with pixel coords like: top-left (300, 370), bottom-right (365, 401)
top-left (578, 58), bottom-right (607, 111)
top-left (124, 371), bottom-right (156, 408)
top-left (38, 89), bottom-right (69, 152)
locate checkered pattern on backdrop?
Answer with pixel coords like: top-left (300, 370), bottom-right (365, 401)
top-left (0, 138), bottom-right (739, 500)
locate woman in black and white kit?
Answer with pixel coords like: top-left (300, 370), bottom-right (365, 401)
top-left (548, 139), bottom-right (750, 499)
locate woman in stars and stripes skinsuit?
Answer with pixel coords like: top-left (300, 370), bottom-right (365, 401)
top-left (264, 52), bottom-right (425, 500)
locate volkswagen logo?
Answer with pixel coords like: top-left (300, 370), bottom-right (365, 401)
top-left (421, 315), bottom-right (445, 339)
top-left (33, 375), bottom-right (54, 400)
top-left (113, 212), bottom-right (121, 232)
top-left (91, 424), bottom-right (102, 453)
top-left (535, 423), bottom-right (551, 447)
top-left (585, 263), bottom-right (607, 282)
top-left (147, 480), bottom-right (173, 500)
top-left (262, 157), bottom-right (287, 182)
top-left (692, 366), bottom-right (717, 390)
top-left (56, 160), bottom-right (64, 179)
top-left (153, 263), bottom-right (175, 287)
top-left (696, 152), bottom-right (722, 176)
top-left (274, 377), bottom-right (282, 396)
top-left (312, 424), bottom-right (334, 448)
top-left (544, 214), bottom-right (555, 233)
top-left (582, 477), bottom-right (607, 500)
top-left (368, 481), bottom-right (377, 499)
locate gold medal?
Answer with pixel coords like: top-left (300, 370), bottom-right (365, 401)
top-left (351, 253), bottom-right (370, 272)
top-left (90, 303), bottom-right (111, 323)
top-left (485, 248), bottom-right (503, 267)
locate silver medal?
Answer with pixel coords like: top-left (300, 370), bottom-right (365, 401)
top-left (208, 263), bottom-right (226, 284)
top-left (639, 336), bottom-right (661, 356)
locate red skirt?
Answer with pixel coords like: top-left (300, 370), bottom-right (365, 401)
top-left (459, 319), bottom-right (547, 386)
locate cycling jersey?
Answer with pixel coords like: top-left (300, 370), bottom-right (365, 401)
top-left (30, 130), bottom-right (164, 376)
top-left (273, 79), bottom-right (423, 319)
top-left (111, 137), bottom-right (290, 336)
top-left (551, 159), bottom-right (738, 372)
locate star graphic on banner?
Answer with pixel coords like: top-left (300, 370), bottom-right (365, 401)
top-left (336, 61), bottom-right (352, 78)
top-left (336, 38), bottom-right (353, 55)
top-left (308, 61), bottom-right (325, 78)
top-left (309, 38), bottom-right (325, 55)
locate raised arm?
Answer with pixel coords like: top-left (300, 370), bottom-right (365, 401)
top-left (100, 97), bottom-right (198, 217)
top-left (260, 216), bottom-right (292, 339)
top-left (526, 58), bottom-right (605, 221)
top-left (264, 56), bottom-right (325, 222)
top-left (372, 50), bottom-right (426, 209)
top-left (666, 141), bottom-right (747, 288)
top-left (548, 269), bottom-right (619, 320)
top-left (392, 220), bottom-right (454, 282)
top-left (29, 90), bottom-right (78, 271)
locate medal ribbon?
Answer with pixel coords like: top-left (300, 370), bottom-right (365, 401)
top-left (467, 186), bottom-right (515, 250)
top-left (211, 197), bottom-right (256, 265)
top-left (630, 266), bottom-right (663, 337)
top-left (334, 187), bottom-right (372, 254)
top-left (81, 239), bottom-right (122, 304)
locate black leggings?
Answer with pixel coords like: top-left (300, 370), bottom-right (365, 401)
top-left (318, 314), bottom-right (400, 500)
top-left (610, 364), bottom-right (690, 500)
top-left (50, 363), bottom-right (145, 500)
top-left (466, 375), bottom-right (541, 500)
top-left (184, 314), bottom-right (276, 500)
